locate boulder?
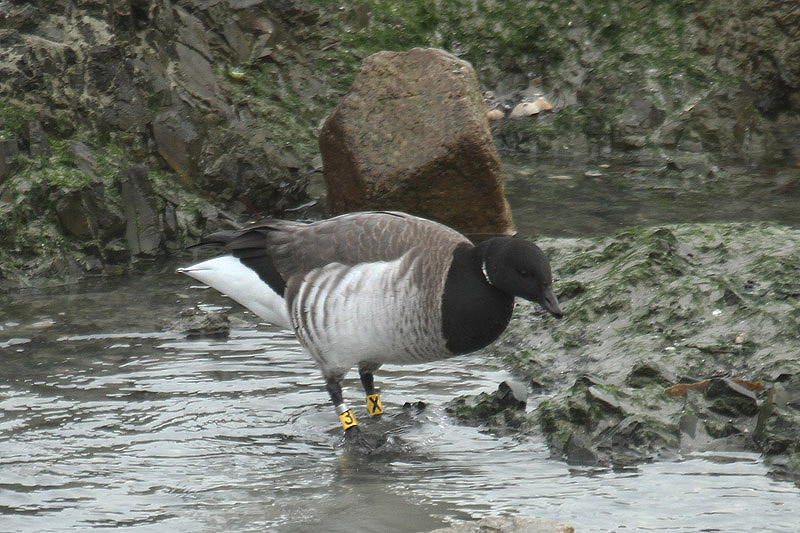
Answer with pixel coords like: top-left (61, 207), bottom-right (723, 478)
top-left (174, 305), bottom-right (230, 338)
top-left (319, 48), bottom-right (514, 238)
top-left (117, 165), bottom-right (163, 256)
top-left (68, 141), bottom-right (99, 178)
top-left (55, 182), bottom-right (125, 242)
top-left (152, 108), bottom-right (203, 183)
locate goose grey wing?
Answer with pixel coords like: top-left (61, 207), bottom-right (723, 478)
top-left (267, 211), bottom-right (470, 280)
top-left (193, 211), bottom-right (470, 294)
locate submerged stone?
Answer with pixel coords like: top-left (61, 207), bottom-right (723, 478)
top-left (175, 306), bottom-right (230, 338)
top-left (446, 381), bottom-right (530, 431)
top-left (430, 516), bottom-right (575, 533)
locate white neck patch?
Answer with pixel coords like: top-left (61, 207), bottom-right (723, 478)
top-left (481, 259), bottom-right (492, 285)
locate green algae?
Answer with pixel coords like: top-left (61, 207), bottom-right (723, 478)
top-left (450, 222), bottom-right (800, 478)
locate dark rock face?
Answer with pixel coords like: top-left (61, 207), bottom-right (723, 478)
top-left (0, 0), bottom-right (328, 286)
top-left (152, 109), bottom-right (203, 183)
top-left (55, 182), bottom-right (124, 242)
top-left (477, 1), bottom-right (800, 163)
top-left (117, 165), bottom-right (163, 257)
top-left (320, 48), bottom-right (515, 238)
top-left (0, 0), bottom-right (310, 214)
top-left (0, 138), bottom-right (19, 183)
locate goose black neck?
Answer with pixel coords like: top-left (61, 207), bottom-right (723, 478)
top-left (441, 242), bottom-right (514, 354)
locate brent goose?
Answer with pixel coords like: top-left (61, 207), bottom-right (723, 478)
top-left (178, 211), bottom-right (562, 443)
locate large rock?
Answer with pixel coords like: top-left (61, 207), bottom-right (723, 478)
top-left (319, 48), bottom-right (514, 238)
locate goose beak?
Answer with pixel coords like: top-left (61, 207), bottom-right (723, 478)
top-left (541, 287), bottom-right (563, 319)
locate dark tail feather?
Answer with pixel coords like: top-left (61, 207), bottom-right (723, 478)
top-left (187, 230), bottom-right (241, 250)
top-left (187, 223), bottom-right (282, 250)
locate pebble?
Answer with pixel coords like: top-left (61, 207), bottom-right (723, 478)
top-left (509, 101), bottom-right (541, 118)
top-left (486, 108), bottom-right (505, 121)
top-left (532, 96), bottom-right (553, 111)
top-left (29, 319), bottom-right (56, 329)
top-left (227, 67), bottom-right (246, 80)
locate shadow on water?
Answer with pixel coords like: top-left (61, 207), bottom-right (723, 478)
top-left (2, 158), bottom-right (800, 531)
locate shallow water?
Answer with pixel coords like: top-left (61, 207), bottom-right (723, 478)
top-left (503, 156), bottom-right (800, 237)
top-left (3, 159), bottom-right (800, 532)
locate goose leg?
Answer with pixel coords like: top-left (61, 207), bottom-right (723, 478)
top-left (325, 376), bottom-right (363, 444)
top-left (359, 363), bottom-right (384, 417)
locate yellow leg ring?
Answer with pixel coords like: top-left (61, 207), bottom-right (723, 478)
top-left (339, 409), bottom-right (358, 430)
top-left (366, 393), bottom-right (384, 416)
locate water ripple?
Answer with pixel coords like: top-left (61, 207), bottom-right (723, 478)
top-left (2, 275), bottom-right (799, 532)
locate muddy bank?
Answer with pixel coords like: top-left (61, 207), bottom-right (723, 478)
top-left (449, 221), bottom-right (800, 480)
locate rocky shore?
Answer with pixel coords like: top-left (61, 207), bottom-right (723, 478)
top-left (448, 222), bottom-right (800, 481)
top-left (2, 0), bottom-right (798, 288)
top-left (2, 0), bottom-right (799, 481)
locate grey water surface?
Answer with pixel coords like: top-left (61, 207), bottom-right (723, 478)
top-left (504, 156), bottom-right (800, 238)
top-left (3, 159), bottom-right (800, 532)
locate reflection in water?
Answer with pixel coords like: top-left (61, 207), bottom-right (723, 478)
top-left (1, 273), bottom-right (799, 532)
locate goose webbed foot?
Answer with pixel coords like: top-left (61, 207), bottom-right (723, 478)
top-left (403, 400), bottom-right (427, 412)
top-left (342, 425), bottom-right (374, 450)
